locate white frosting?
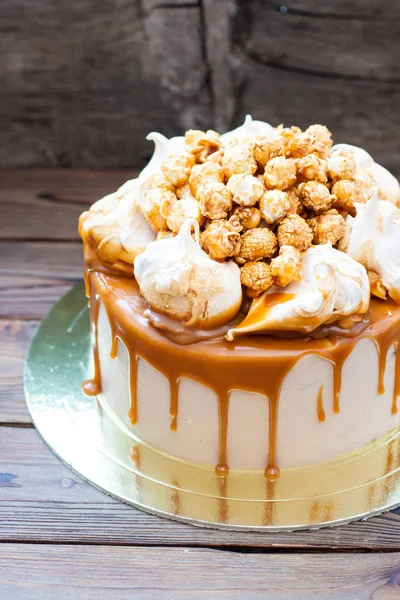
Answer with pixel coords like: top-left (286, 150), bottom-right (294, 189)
top-left (227, 244), bottom-right (370, 337)
top-left (339, 189), bottom-right (400, 302)
top-left (134, 219), bottom-right (242, 327)
top-left (332, 143), bottom-right (400, 205)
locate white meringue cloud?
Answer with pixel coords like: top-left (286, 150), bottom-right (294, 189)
top-left (339, 189), bottom-right (400, 303)
top-left (227, 244), bottom-right (370, 338)
top-left (134, 219), bottom-right (242, 328)
top-left (332, 143), bottom-right (400, 205)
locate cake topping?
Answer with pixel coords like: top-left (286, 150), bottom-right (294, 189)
top-left (133, 219), bottom-right (242, 328)
top-left (339, 189), bottom-right (400, 303)
top-left (79, 116), bottom-right (400, 334)
top-left (226, 244), bottom-right (370, 338)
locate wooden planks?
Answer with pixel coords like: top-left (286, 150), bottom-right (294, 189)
top-left (1, 426), bottom-right (400, 549)
top-left (0, 169), bottom-right (132, 240)
top-left (0, 1), bottom-right (210, 168)
top-left (0, 320), bottom-right (36, 423)
top-left (1, 544), bottom-right (399, 599)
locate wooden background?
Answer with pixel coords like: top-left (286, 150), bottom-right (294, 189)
top-left (1, 1), bottom-right (400, 597)
top-left (1, 0), bottom-right (400, 175)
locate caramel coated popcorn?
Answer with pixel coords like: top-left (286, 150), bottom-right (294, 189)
top-left (298, 181), bottom-right (333, 213)
top-left (308, 209), bottom-right (346, 245)
top-left (227, 174), bottom-right (264, 207)
top-left (198, 182), bottom-right (233, 220)
top-left (185, 129), bottom-right (222, 163)
top-left (231, 207), bottom-right (261, 230)
top-left (161, 152), bottom-right (195, 187)
top-left (368, 270), bottom-right (387, 300)
top-left (130, 120), bottom-right (373, 305)
top-left (264, 157), bottom-right (297, 190)
top-left (277, 214), bottom-right (313, 251)
top-left (271, 245), bottom-right (302, 287)
top-left (238, 227), bottom-right (278, 262)
top-left (200, 216), bottom-right (242, 260)
top-left (222, 144), bottom-right (257, 178)
top-left (240, 261), bottom-right (273, 294)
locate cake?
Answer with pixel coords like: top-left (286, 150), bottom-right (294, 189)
top-left (79, 116), bottom-right (400, 480)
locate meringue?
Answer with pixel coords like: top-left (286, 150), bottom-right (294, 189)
top-left (332, 143), bottom-right (400, 205)
top-left (339, 189), bottom-right (400, 302)
top-left (227, 244), bottom-right (369, 338)
top-left (134, 219), bottom-right (242, 328)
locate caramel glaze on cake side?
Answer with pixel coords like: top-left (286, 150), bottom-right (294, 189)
top-left (82, 264), bottom-right (400, 480)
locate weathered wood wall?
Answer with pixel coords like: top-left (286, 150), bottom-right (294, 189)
top-left (1, 0), bottom-right (399, 174)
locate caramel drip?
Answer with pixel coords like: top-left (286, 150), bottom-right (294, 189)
top-left (169, 379), bottom-right (180, 431)
top-left (317, 385), bottom-right (325, 423)
top-left (171, 480), bottom-right (182, 516)
top-left (128, 353), bottom-right (138, 425)
top-left (216, 391), bottom-right (230, 476)
top-left (262, 479), bottom-right (276, 526)
top-left (265, 395), bottom-right (280, 480)
top-left (110, 335), bottom-right (118, 359)
top-left (218, 475), bottom-right (229, 524)
top-left (377, 342), bottom-right (387, 395)
top-left (82, 276), bottom-right (102, 396)
top-left (393, 343), bottom-right (400, 414)
top-left (84, 269), bottom-right (400, 478)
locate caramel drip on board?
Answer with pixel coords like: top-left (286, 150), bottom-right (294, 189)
top-left (317, 385), bottom-right (325, 423)
top-left (84, 268), bottom-right (400, 479)
top-left (82, 274), bottom-right (102, 396)
top-left (169, 379), bottom-right (180, 431)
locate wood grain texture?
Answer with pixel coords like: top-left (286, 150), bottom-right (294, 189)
top-left (0, 320), bottom-right (36, 423)
top-left (1, 426), bottom-right (400, 549)
top-left (0, 1), bottom-right (210, 168)
top-left (0, 241), bottom-right (82, 318)
top-left (1, 544), bottom-right (399, 600)
top-left (0, 169), bottom-right (133, 240)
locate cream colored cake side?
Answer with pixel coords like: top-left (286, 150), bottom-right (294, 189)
top-left (97, 302), bottom-right (399, 470)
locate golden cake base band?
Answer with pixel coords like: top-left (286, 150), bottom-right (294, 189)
top-left (24, 283), bottom-right (400, 531)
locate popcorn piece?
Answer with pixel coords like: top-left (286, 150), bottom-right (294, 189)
top-left (298, 181), bottom-right (334, 213)
top-left (161, 152), bottom-right (195, 187)
top-left (189, 162), bottom-right (225, 198)
top-left (259, 190), bottom-right (291, 225)
top-left (286, 186), bottom-right (306, 216)
top-left (270, 245), bottom-right (302, 287)
top-left (198, 182), bottom-right (233, 220)
top-left (166, 197), bottom-right (202, 233)
top-left (354, 169), bottom-right (376, 203)
top-left (231, 206), bottom-right (261, 230)
top-left (309, 209), bottom-right (346, 245)
top-left (200, 216), bottom-right (242, 260)
top-left (240, 261), bottom-right (273, 293)
top-left (368, 270), bottom-right (387, 300)
top-left (263, 157), bottom-right (297, 190)
top-left (176, 183), bottom-right (194, 200)
top-left (226, 174), bottom-right (264, 207)
top-left (277, 214), bottom-right (313, 251)
top-left (185, 129), bottom-right (223, 163)
top-left (238, 227), bottom-right (278, 262)
top-left (289, 124), bottom-right (333, 159)
top-left (140, 174), bottom-right (177, 231)
top-left (253, 133), bottom-right (286, 167)
top-left (331, 179), bottom-right (357, 217)
top-left (328, 151), bottom-right (356, 182)
top-left (222, 143), bottom-right (257, 178)
top-left (296, 154), bottom-right (328, 183)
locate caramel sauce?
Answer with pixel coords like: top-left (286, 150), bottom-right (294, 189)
top-left (317, 385), bottom-right (325, 423)
top-left (84, 267), bottom-right (400, 479)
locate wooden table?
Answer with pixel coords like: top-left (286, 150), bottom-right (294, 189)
top-left (1, 169), bottom-right (400, 599)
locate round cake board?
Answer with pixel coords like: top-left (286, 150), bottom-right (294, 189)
top-left (24, 283), bottom-right (400, 531)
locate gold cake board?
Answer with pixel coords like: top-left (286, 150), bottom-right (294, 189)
top-left (24, 283), bottom-right (400, 531)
